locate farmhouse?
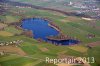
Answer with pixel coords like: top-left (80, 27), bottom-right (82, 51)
top-left (0, 40), bottom-right (23, 46)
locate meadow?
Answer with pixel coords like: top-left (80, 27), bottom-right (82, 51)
top-left (0, 3), bottom-right (100, 66)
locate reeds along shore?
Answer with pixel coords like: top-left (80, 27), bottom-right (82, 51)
top-left (8, 17), bottom-right (80, 43)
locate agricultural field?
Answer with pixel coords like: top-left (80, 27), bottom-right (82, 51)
top-left (0, 0), bottom-right (100, 66)
top-left (4, 26), bottom-right (22, 35)
top-left (4, 15), bottom-right (21, 24)
top-left (0, 23), bottom-right (7, 30)
top-left (0, 31), bottom-right (13, 36)
top-left (10, 0), bottom-right (82, 11)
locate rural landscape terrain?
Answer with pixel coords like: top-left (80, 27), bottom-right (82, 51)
top-left (0, 0), bottom-right (100, 66)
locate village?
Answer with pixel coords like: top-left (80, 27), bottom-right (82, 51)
top-left (0, 40), bottom-right (23, 46)
top-left (0, 40), bottom-right (23, 55)
top-left (67, 0), bottom-right (100, 19)
top-left (0, 0), bottom-right (100, 66)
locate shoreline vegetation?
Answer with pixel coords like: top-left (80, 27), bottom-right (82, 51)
top-left (10, 17), bottom-right (79, 45)
top-left (0, 1), bottom-right (100, 66)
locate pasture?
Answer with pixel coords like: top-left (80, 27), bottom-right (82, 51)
top-left (0, 31), bottom-right (13, 37)
top-left (0, 2), bottom-right (100, 66)
top-left (68, 45), bottom-right (88, 53)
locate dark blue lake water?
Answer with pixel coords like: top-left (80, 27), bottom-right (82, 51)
top-left (21, 18), bottom-right (79, 45)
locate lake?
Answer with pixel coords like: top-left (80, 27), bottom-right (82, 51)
top-left (21, 18), bottom-right (79, 45)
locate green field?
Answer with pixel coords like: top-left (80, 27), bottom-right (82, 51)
top-left (10, 0), bottom-right (81, 11)
top-left (0, 1), bottom-right (100, 66)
